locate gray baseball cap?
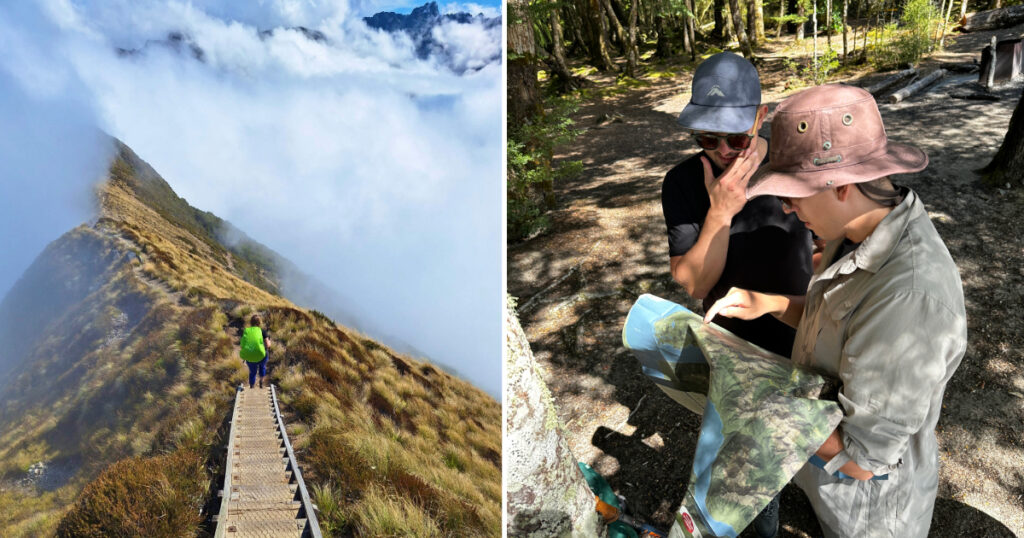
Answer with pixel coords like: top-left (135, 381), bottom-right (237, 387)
top-left (677, 52), bottom-right (762, 134)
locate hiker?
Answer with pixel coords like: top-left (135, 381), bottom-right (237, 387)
top-left (704, 84), bottom-right (967, 538)
top-left (661, 51), bottom-right (813, 537)
top-left (240, 314), bottom-right (271, 389)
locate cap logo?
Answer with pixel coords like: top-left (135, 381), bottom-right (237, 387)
top-left (706, 85), bottom-right (726, 97)
top-left (814, 155), bottom-right (842, 166)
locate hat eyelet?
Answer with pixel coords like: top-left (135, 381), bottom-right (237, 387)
top-left (823, 141), bottom-right (832, 150)
top-left (797, 121), bottom-right (808, 133)
top-left (842, 113), bottom-right (853, 126)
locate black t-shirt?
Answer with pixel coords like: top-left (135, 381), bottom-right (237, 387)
top-left (661, 151), bottom-right (813, 357)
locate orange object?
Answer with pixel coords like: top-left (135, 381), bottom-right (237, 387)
top-left (594, 495), bottom-right (620, 523)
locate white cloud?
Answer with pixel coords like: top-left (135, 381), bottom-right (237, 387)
top-left (431, 18), bottom-right (501, 73)
top-left (441, 2), bottom-right (500, 18)
top-left (0, 0), bottom-right (502, 396)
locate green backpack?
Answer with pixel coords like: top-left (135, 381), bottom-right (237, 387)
top-left (240, 326), bottom-right (266, 362)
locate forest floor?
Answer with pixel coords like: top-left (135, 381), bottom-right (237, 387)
top-left (508, 22), bottom-right (1024, 537)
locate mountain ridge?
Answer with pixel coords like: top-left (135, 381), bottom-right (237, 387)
top-left (0, 138), bottom-right (500, 536)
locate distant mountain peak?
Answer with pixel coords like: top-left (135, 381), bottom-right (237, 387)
top-left (363, 1), bottom-right (501, 73)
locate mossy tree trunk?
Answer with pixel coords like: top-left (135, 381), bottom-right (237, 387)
top-left (729, 0), bottom-right (755, 57)
top-left (584, 0), bottom-right (619, 70)
top-left (686, 0), bottom-right (698, 59)
top-left (549, 8), bottom-right (582, 91)
top-left (508, 0), bottom-right (542, 129)
top-left (505, 302), bottom-right (607, 537)
top-left (626, 0), bottom-right (640, 77)
top-left (980, 87), bottom-right (1024, 188)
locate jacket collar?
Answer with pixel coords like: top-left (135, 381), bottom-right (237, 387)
top-left (815, 188), bottom-right (921, 282)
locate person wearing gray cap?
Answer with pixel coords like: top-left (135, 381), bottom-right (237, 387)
top-left (663, 52), bottom-right (813, 360)
top-left (662, 51), bottom-right (814, 538)
top-left (704, 84), bottom-right (967, 538)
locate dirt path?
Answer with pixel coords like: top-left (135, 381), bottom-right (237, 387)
top-left (509, 27), bottom-right (1024, 537)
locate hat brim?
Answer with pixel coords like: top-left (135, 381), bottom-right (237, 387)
top-left (677, 102), bottom-right (759, 134)
top-left (746, 142), bottom-right (928, 199)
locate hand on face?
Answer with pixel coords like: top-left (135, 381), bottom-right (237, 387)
top-left (702, 136), bottom-right (765, 221)
top-left (701, 105), bottom-right (768, 221)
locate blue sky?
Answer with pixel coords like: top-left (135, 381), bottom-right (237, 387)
top-left (0, 0), bottom-right (502, 397)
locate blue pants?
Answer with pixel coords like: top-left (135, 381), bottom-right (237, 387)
top-left (246, 356), bottom-right (267, 387)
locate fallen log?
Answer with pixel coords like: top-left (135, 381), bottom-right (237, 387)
top-left (940, 62), bottom-right (980, 73)
top-left (949, 91), bottom-right (1001, 101)
top-left (865, 68), bottom-right (917, 96)
top-left (960, 5), bottom-right (1024, 32)
top-left (889, 69), bottom-right (946, 103)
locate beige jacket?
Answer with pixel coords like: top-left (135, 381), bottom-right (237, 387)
top-left (790, 189), bottom-right (967, 538)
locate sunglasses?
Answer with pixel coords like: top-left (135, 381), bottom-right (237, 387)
top-left (691, 132), bottom-right (755, 151)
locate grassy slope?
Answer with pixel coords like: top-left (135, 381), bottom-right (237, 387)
top-left (0, 142), bottom-right (500, 536)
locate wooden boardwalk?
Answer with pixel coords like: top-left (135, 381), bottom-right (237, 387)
top-left (215, 386), bottom-right (321, 538)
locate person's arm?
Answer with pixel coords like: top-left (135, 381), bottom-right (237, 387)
top-left (829, 289), bottom-right (966, 480)
top-left (670, 211), bottom-right (731, 300)
top-left (670, 141), bottom-right (766, 299)
top-left (702, 287), bottom-right (805, 328)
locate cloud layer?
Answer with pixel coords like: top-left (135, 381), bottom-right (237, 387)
top-left (0, 0), bottom-right (501, 396)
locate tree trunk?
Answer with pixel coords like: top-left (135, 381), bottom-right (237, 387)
top-left (585, 0), bottom-right (618, 70)
top-left (980, 87), bottom-right (1024, 187)
top-left (797, 0), bottom-right (805, 40)
top-left (625, 0), bottom-right (639, 77)
top-left (637, 0), bottom-right (651, 30)
top-left (989, 0), bottom-right (1002, 10)
top-left (826, 0), bottom-right (832, 51)
top-left (777, 0), bottom-right (786, 38)
top-left (508, 0), bottom-right (542, 129)
top-left (842, 0), bottom-right (849, 62)
top-left (681, 12), bottom-right (693, 54)
top-left (714, 0), bottom-right (728, 38)
top-left (549, 8), bottom-right (579, 90)
top-left (960, 0), bottom-right (969, 21)
top-left (813, 0), bottom-right (818, 72)
top-left (747, 0), bottom-right (758, 46)
top-left (505, 305), bottom-right (608, 537)
top-left (962, 5), bottom-right (1024, 32)
top-left (601, 0), bottom-right (631, 55)
top-left (939, 0), bottom-right (955, 48)
top-left (686, 0), bottom-right (698, 60)
top-left (729, 0), bottom-right (755, 57)
top-left (753, 0), bottom-right (766, 42)
top-left (565, 2), bottom-right (588, 56)
top-left (655, 14), bottom-right (673, 57)
top-left (725, 1), bottom-right (737, 42)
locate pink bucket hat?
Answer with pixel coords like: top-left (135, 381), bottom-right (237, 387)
top-left (746, 84), bottom-right (927, 199)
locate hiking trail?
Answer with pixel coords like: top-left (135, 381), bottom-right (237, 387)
top-left (214, 385), bottom-right (321, 537)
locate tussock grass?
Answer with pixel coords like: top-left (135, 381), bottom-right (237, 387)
top-left (56, 449), bottom-right (208, 537)
top-left (0, 147), bottom-right (500, 536)
top-left (276, 313), bottom-right (501, 536)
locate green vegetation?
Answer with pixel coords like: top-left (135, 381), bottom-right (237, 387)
top-left (871, 0), bottom-right (939, 70)
top-left (508, 96), bottom-right (584, 241)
